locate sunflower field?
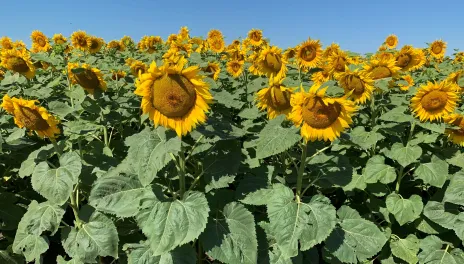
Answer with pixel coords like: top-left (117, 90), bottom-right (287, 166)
top-left (1, 27), bottom-right (464, 264)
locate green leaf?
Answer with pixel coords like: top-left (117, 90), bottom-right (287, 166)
top-left (444, 171), bottom-right (464, 206)
top-left (414, 156), bottom-right (448, 188)
top-left (201, 202), bottom-right (258, 264)
top-left (390, 234), bottom-right (419, 264)
top-left (48, 101), bottom-right (74, 119)
top-left (89, 173), bottom-right (153, 218)
top-left (418, 248), bottom-right (464, 264)
top-left (12, 233), bottom-right (48, 263)
top-left (422, 201), bottom-right (464, 240)
top-left (267, 184), bottom-right (337, 258)
top-left (31, 151), bottom-right (82, 205)
top-left (417, 122), bottom-right (446, 133)
top-left (214, 90), bottom-right (245, 109)
top-left (239, 107), bottom-right (262, 120)
top-left (136, 191), bottom-right (210, 256)
top-left (446, 152), bottom-right (464, 168)
top-left (363, 155), bottom-right (397, 184)
top-left (324, 206), bottom-right (387, 263)
top-left (56, 256), bottom-right (85, 264)
top-left (16, 200), bottom-right (65, 236)
top-left (414, 217), bottom-right (448, 235)
top-left (386, 194), bottom-right (423, 226)
top-left (254, 115), bottom-right (301, 159)
top-left (124, 242), bottom-right (196, 264)
top-left (0, 250), bottom-right (23, 264)
top-left (379, 106), bottom-right (414, 123)
top-left (125, 126), bottom-right (181, 186)
top-left (19, 144), bottom-right (54, 178)
top-left (386, 143), bottom-right (422, 167)
top-left (62, 210), bottom-right (119, 262)
top-left (342, 171), bottom-right (367, 191)
top-left (348, 127), bottom-right (384, 150)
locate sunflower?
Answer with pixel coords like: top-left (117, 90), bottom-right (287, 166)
top-left (289, 83), bottom-right (357, 142)
top-left (445, 70), bottom-right (464, 91)
top-left (226, 60), bottom-right (244, 78)
top-left (385, 34), bottom-right (398, 49)
top-left (296, 38), bottom-right (322, 69)
top-left (1, 95), bottom-right (60, 139)
top-left (410, 81), bottom-right (459, 122)
top-left (226, 46), bottom-right (245, 61)
top-left (378, 45), bottom-right (388, 52)
top-left (125, 58), bottom-right (135, 66)
top-left (283, 47), bottom-right (297, 61)
top-left (327, 49), bottom-right (351, 75)
top-left (202, 61), bottom-right (221, 80)
top-left (395, 45), bottom-right (426, 72)
top-left (322, 43), bottom-right (341, 58)
top-left (247, 52), bottom-right (262, 76)
top-left (111, 70), bottom-right (126, 80)
top-left (363, 56), bottom-right (401, 80)
top-left (162, 49), bottom-right (188, 67)
top-left (178, 26), bottom-right (190, 40)
top-left (336, 67), bottom-right (374, 104)
top-left (247, 29), bottom-right (264, 47)
top-left (256, 75), bottom-right (294, 119)
top-left (311, 66), bottom-right (332, 85)
top-left (429, 40), bottom-right (446, 59)
top-left (207, 29), bottom-right (223, 40)
top-left (71, 31), bottom-right (89, 51)
top-left (30, 30), bottom-right (52, 53)
top-left (399, 74), bottom-right (414, 91)
top-left (129, 60), bottom-right (148, 76)
top-left (87, 36), bottom-right (104, 54)
top-left (372, 51), bottom-right (395, 61)
top-left (107, 40), bottom-right (125, 51)
top-left (0, 37), bottom-right (14, 50)
top-left (140, 36), bottom-right (163, 53)
top-left (121, 36), bottom-right (134, 47)
top-left (190, 37), bottom-right (207, 53)
top-left (167, 34), bottom-right (178, 44)
top-left (453, 52), bottom-right (464, 64)
top-left (134, 60), bottom-right (213, 137)
top-left (52, 34), bottom-right (67, 45)
top-left (0, 69), bottom-right (5, 81)
top-left (68, 62), bottom-right (107, 94)
top-left (256, 46), bottom-right (287, 79)
top-left (208, 37), bottom-right (225, 53)
top-left (443, 114), bottom-right (464, 146)
top-left (0, 49), bottom-right (35, 79)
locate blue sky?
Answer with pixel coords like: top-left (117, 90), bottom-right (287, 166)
top-left (2, 0), bottom-right (463, 55)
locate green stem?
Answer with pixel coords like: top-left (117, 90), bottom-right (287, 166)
top-left (103, 126), bottom-right (109, 147)
top-left (70, 184), bottom-right (82, 228)
top-left (197, 240), bottom-right (203, 264)
top-left (406, 121), bottom-right (416, 146)
top-left (369, 94), bottom-right (376, 128)
top-left (51, 139), bottom-right (62, 157)
top-left (395, 167), bottom-right (404, 193)
top-left (178, 150), bottom-right (186, 199)
top-left (296, 142), bottom-right (308, 202)
top-left (185, 135), bottom-right (204, 162)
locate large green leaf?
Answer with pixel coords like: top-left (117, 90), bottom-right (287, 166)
top-left (324, 206), bottom-right (387, 263)
top-left (390, 234), bottom-right (419, 264)
top-left (31, 151), bottom-right (82, 205)
top-left (89, 173), bottom-right (153, 218)
top-left (201, 202), bottom-right (258, 264)
top-left (267, 184), bottom-right (337, 258)
top-left (363, 155), bottom-right (397, 184)
top-left (62, 210), bottom-right (119, 262)
top-left (444, 171), bottom-right (464, 206)
top-left (18, 144), bottom-right (54, 178)
top-left (379, 106), bottom-right (414, 123)
top-left (12, 233), bottom-right (48, 263)
top-left (418, 248), bottom-right (464, 264)
top-left (385, 143), bottom-right (422, 167)
top-left (16, 200), bottom-right (65, 236)
top-left (386, 194), bottom-right (423, 226)
top-left (124, 242), bottom-right (196, 264)
top-left (423, 201), bottom-right (460, 230)
top-left (125, 126), bottom-right (181, 186)
top-left (254, 116), bottom-right (301, 160)
top-left (136, 191), bottom-right (209, 256)
top-left (414, 156), bottom-right (448, 188)
top-left (56, 256), bottom-right (85, 264)
top-left (349, 127), bottom-right (384, 150)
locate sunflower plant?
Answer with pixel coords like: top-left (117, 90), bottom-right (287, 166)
top-left (1, 29), bottom-right (464, 264)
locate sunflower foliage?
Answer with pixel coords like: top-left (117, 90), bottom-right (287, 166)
top-left (1, 29), bottom-right (464, 264)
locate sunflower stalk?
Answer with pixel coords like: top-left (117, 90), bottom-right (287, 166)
top-left (51, 139), bottom-right (62, 157)
top-left (295, 142), bottom-right (308, 202)
top-left (70, 184), bottom-right (82, 229)
top-left (395, 121), bottom-right (416, 193)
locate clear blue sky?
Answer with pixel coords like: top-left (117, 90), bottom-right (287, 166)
top-left (2, 0), bottom-right (463, 56)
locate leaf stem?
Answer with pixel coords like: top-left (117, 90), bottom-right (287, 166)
top-left (185, 135), bottom-right (204, 162)
top-left (51, 139), bottom-right (62, 157)
top-left (396, 121), bottom-right (416, 193)
top-left (70, 184), bottom-right (82, 228)
top-left (178, 150), bottom-right (186, 199)
top-left (296, 142), bottom-right (308, 202)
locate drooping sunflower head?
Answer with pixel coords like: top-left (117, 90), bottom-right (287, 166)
top-left (327, 49), bottom-right (351, 74)
top-left (363, 55), bottom-right (401, 80)
top-left (322, 43), bottom-right (341, 58)
top-left (429, 40), bottom-right (447, 59)
top-left (410, 80), bottom-right (459, 122)
top-left (453, 52), bottom-right (464, 64)
top-left (336, 67), bottom-right (374, 104)
top-left (296, 38), bottom-right (322, 69)
top-left (134, 60), bottom-right (213, 137)
top-left (226, 60), bottom-right (244, 78)
top-left (283, 47), bottom-right (297, 61)
top-left (140, 36), bottom-right (163, 53)
top-left (202, 61), bottom-right (221, 81)
top-left (68, 62), bottom-right (107, 94)
top-left (0, 36), bottom-right (14, 50)
top-left (398, 74), bottom-right (415, 91)
top-left (71, 30), bottom-right (89, 51)
top-left (52, 34), bottom-right (67, 45)
top-left (0, 49), bottom-right (35, 79)
top-left (443, 113), bottom-right (464, 146)
top-left (256, 74), bottom-right (294, 119)
top-left (129, 60), bottom-right (148, 77)
top-left (445, 70), bottom-right (464, 91)
top-left (395, 45), bottom-right (426, 71)
top-left (207, 29), bottom-right (223, 40)
top-left (256, 46), bottom-right (288, 79)
top-left (178, 26), bottom-right (190, 40)
top-left (120, 35), bottom-right (134, 47)
top-left (167, 34), bottom-right (178, 44)
top-left (385, 34), bottom-right (398, 49)
top-left (111, 70), bottom-right (126, 81)
top-left (107, 40), bottom-right (125, 52)
top-left (1, 95), bottom-right (60, 139)
top-left (289, 83), bottom-right (357, 142)
top-left (87, 36), bottom-right (104, 54)
top-left (247, 29), bottom-right (264, 47)
top-left (30, 30), bottom-right (52, 53)
top-left (208, 37), bottom-right (225, 53)
top-left (378, 45), bottom-right (388, 52)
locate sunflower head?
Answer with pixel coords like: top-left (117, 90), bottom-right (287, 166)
top-left (256, 75), bottom-right (294, 119)
top-left (336, 67), bottom-right (374, 104)
top-left (134, 60), bottom-right (213, 137)
top-left (52, 34), bottom-right (67, 45)
top-left (121, 36), bottom-right (134, 47)
top-left (283, 47), bottom-right (297, 61)
top-left (87, 36), bottom-right (104, 54)
top-left (1, 95), bottom-right (60, 139)
top-left (202, 61), bottom-right (221, 81)
top-left (363, 55), bottom-right (401, 80)
top-left (208, 37), bottom-right (225, 53)
top-left (289, 83), bottom-right (357, 142)
top-left (443, 113), bottom-right (464, 146)
top-left (0, 49), bottom-right (35, 79)
top-left (322, 43), bottom-right (341, 58)
top-left (445, 70), bottom-right (464, 91)
top-left (226, 60), bottom-right (244, 78)
top-left (207, 29), bottom-right (223, 40)
top-left (296, 38), bottom-right (322, 69)
top-left (311, 65), bottom-right (332, 85)
top-left (71, 31), bottom-right (89, 51)
top-left (128, 60), bottom-right (148, 77)
top-left (111, 70), bottom-right (126, 80)
top-left (385, 34), bottom-right (398, 49)
top-left (68, 62), bottom-right (107, 94)
top-left (0, 37), bottom-right (14, 50)
top-left (327, 49), bottom-right (351, 74)
top-left (410, 80), bottom-right (459, 122)
top-left (429, 40), bottom-right (447, 59)
top-left (398, 74), bottom-right (415, 91)
top-left (30, 30), bottom-right (52, 53)
top-left (107, 40), bottom-right (125, 51)
top-left (395, 45), bottom-right (426, 71)
top-left (256, 46), bottom-right (288, 79)
top-left (247, 29), bottom-right (264, 47)
top-left (178, 26), bottom-right (190, 40)
top-left (167, 34), bottom-right (178, 44)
